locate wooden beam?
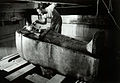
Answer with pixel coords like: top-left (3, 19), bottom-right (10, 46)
top-left (4, 58), bottom-right (28, 72)
top-left (0, 3), bottom-right (36, 9)
top-left (1, 53), bottom-right (19, 60)
top-left (0, 0), bottom-right (97, 5)
top-left (0, 53), bottom-right (20, 70)
top-left (5, 64), bottom-right (35, 81)
top-left (34, 0), bottom-right (97, 5)
top-left (25, 73), bottom-right (49, 83)
top-left (47, 74), bottom-right (65, 83)
top-left (0, 57), bottom-right (25, 71)
top-left (0, 1), bottom-right (96, 14)
top-left (13, 0), bottom-right (97, 5)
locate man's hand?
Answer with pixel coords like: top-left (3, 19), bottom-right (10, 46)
top-left (32, 22), bottom-right (36, 25)
top-left (35, 17), bottom-right (47, 24)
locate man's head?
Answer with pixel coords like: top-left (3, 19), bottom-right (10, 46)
top-left (36, 3), bottom-right (48, 15)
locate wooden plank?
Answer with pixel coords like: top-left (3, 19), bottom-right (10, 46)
top-left (0, 53), bottom-right (19, 62)
top-left (47, 74), bottom-right (65, 83)
top-left (1, 52), bottom-right (19, 60)
top-left (25, 73), bottom-right (49, 83)
top-left (5, 64), bottom-right (35, 81)
top-left (14, 0), bottom-right (96, 5)
top-left (4, 59), bottom-right (28, 72)
top-left (0, 55), bottom-right (21, 70)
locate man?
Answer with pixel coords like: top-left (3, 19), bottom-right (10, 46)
top-left (35, 3), bottom-right (62, 77)
top-left (35, 3), bottom-right (62, 34)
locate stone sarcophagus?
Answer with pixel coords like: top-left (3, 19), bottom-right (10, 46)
top-left (16, 29), bottom-right (100, 81)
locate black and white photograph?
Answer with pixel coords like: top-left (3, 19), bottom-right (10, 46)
top-left (0, 0), bottom-right (119, 83)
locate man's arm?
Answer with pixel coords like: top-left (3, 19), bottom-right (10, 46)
top-left (40, 27), bottom-right (51, 39)
top-left (35, 17), bottom-right (47, 24)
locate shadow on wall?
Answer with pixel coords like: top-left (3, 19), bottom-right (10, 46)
top-left (0, 36), bottom-right (17, 59)
top-left (0, 16), bottom-right (25, 59)
top-left (0, 11), bottom-right (25, 59)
